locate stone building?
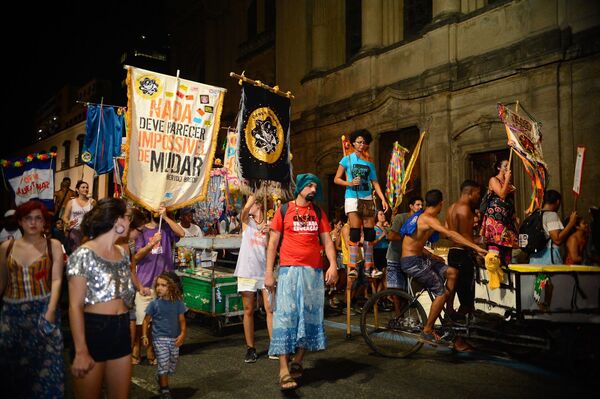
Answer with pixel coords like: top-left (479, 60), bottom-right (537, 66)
top-left (183, 0), bottom-right (599, 219)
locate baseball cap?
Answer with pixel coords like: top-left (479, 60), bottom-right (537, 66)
top-left (4, 209), bottom-right (16, 217)
top-left (180, 207), bottom-right (194, 215)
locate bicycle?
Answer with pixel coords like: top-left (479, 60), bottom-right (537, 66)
top-left (360, 279), bottom-right (465, 358)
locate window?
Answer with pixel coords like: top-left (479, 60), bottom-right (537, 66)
top-left (62, 140), bottom-right (71, 169)
top-left (346, 0), bottom-right (362, 61)
top-left (404, 0), bottom-right (432, 40)
top-left (76, 134), bottom-right (85, 165)
top-left (265, 0), bottom-right (275, 32)
top-left (247, 0), bottom-right (258, 39)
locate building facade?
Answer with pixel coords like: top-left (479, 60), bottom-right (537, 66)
top-left (273, 0), bottom-right (600, 218)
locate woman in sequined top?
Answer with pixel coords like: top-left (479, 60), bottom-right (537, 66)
top-left (0, 200), bottom-right (65, 398)
top-left (67, 197), bottom-right (135, 399)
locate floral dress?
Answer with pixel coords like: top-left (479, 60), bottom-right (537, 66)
top-left (481, 187), bottom-right (518, 249)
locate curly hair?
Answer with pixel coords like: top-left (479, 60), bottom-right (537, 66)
top-left (155, 272), bottom-right (183, 301)
top-left (349, 129), bottom-right (373, 145)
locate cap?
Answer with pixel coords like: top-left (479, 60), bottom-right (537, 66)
top-left (4, 209), bottom-right (15, 217)
top-left (180, 207), bottom-right (194, 216)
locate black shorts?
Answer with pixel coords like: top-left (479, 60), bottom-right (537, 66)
top-left (447, 248), bottom-right (476, 307)
top-left (78, 312), bottom-right (131, 362)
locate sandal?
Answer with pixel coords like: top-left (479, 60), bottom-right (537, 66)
top-left (279, 374), bottom-right (297, 391)
top-left (419, 331), bottom-right (441, 347)
top-left (147, 356), bottom-right (157, 366)
top-left (131, 355), bottom-right (140, 365)
top-left (289, 362), bottom-right (303, 379)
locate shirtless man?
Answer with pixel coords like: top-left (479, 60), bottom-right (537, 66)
top-left (401, 189), bottom-right (487, 344)
top-left (445, 180), bottom-right (481, 316)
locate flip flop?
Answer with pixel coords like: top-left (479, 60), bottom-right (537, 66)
top-left (279, 374), bottom-right (298, 391)
top-left (289, 362), bottom-right (303, 379)
top-left (148, 357), bottom-right (157, 366)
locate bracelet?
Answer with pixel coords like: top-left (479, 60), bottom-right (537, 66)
top-left (141, 336), bottom-right (147, 339)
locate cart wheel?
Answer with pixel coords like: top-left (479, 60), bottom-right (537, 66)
top-left (211, 316), bottom-right (225, 336)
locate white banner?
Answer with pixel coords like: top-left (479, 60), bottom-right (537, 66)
top-left (9, 168), bottom-right (54, 206)
top-left (124, 66), bottom-right (226, 210)
top-left (573, 146), bottom-right (586, 196)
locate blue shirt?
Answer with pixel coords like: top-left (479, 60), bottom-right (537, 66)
top-left (339, 153), bottom-right (378, 199)
top-left (145, 298), bottom-right (186, 338)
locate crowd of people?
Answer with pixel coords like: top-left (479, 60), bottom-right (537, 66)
top-left (0, 128), bottom-right (599, 397)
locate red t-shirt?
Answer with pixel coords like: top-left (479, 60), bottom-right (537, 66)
top-left (270, 201), bottom-right (331, 268)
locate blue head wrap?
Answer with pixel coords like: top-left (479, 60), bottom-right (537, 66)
top-left (294, 173), bottom-right (323, 201)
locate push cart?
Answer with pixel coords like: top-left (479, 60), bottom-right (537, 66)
top-left (175, 236), bottom-right (243, 335)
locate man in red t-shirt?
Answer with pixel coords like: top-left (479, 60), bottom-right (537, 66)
top-left (265, 173), bottom-right (338, 390)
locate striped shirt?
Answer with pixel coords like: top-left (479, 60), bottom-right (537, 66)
top-left (4, 241), bottom-right (51, 302)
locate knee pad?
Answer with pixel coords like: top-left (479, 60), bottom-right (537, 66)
top-left (349, 228), bottom-right (362, 243)
top-left (363, 227), bottom-right (376, 242)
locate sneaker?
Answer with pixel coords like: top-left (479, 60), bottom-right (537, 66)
top-left (348, 268), bottom-right (358, 278)
top-left (245, 347), bottom-right (258, 363)
top-left (371, 269), bottom-right (383, 278)
top-left (269, 354), bottom-right (279, 360)
top-left (364, 268), bottom-right (372, 278)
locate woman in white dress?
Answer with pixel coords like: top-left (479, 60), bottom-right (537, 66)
top-left (63, 180), bottom-right (95, 252)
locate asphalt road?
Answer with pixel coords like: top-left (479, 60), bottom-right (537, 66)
top-left (120, 313), bottom-right (597, 399)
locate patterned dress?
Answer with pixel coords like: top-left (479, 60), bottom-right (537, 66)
top-left (0, 240), bottom-right (64, 398)
top-left (481, 183), bottom-right (517, 265)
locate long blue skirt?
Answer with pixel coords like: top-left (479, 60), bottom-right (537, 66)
top-left (268, 266), bottom-right (327, 355)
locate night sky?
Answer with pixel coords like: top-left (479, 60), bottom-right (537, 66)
top-left (4, 1), bottom-right (166, 157)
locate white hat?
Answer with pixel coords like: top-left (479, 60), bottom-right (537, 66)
top-left (4, 209), bottom-right (15, 217)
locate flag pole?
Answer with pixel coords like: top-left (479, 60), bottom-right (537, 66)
top-left (229, 71), bottom-right (295, 99)
top-left (91, 97), bottom-right (104, 178)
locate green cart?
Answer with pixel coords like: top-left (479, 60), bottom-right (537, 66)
top-left (176, 237), bottom-right (243, 335)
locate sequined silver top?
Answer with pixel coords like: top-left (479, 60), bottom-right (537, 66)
top-left (67, 246), bottom-right (135, 307)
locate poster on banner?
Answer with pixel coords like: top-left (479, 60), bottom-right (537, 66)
top-left (573, 146), bottom-right (586, 197)
top-left (1, 153), bottom-right (55, 208)
top-left (124, 66), bottom-right (226, 210)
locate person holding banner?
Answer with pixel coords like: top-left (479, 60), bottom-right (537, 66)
top-left (234, 195), bottom-right (273, 363)
top-left (133, 206), bottom-right (185, 365)
top-left (63, 180), bottom-right (96, 252)
top-left (480, 159), bottom-right (518, 265)
top-left (334, 129), bottom-right (388, 279)
top-left (0, 200), bottom-right (65, 398)
top-left (67, 198), bottom-right (136, 399)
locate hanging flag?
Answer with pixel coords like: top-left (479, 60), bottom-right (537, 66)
top-left (572, 146), bottom-right (586, 197)
top-left (395, 131), bottom-right (426, 208)
top-left (1, 152), bottom-right (56, 208)
top-left (236, 82), bottom-right (292, 192)
top-left (124, 66), bottom-right (226, 210)
top-left (81, 105), bottom-right (124, 174)
top-left (224, 128), bottom-right (242, 193)
top-left (497, 103), bottom-right (548, 213)
top-left (112, 157), bottom-right (126, 198)
top-left (385, 142), bottom-right (409, 207)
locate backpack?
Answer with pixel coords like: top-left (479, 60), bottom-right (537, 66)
top-left (518, 210), bottom-right (548, 254)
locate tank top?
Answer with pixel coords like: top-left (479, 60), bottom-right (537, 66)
top-left (4, 239), bottom-right (52, 302)
top-left (69, 198), bottom-right (93, 230)
top-left (234, 218), bottom-right (267, 280)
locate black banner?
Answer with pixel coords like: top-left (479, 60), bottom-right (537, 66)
top-left (236, 82), bottom-right (292, 187)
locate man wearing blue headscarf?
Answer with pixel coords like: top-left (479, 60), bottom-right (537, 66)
top-left (265, 173), bottom-right (338, 391)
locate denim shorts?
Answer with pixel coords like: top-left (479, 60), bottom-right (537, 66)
top-left (400, 256), bottom-right (447, 297)
top-left (79, 312), bottom-right (131, 362)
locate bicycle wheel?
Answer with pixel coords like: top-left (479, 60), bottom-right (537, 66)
top-left (360, 288), bottom-right (428, 358)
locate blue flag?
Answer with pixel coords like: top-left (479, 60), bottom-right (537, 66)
top-left (82, 105), bottom-right (124, 174)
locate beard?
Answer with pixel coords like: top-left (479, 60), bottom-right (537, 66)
top-left (305, 193), bottom-right (315, 202)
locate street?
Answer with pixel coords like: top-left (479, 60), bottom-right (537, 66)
top-left (115, 313), bottom-right (596, 399)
